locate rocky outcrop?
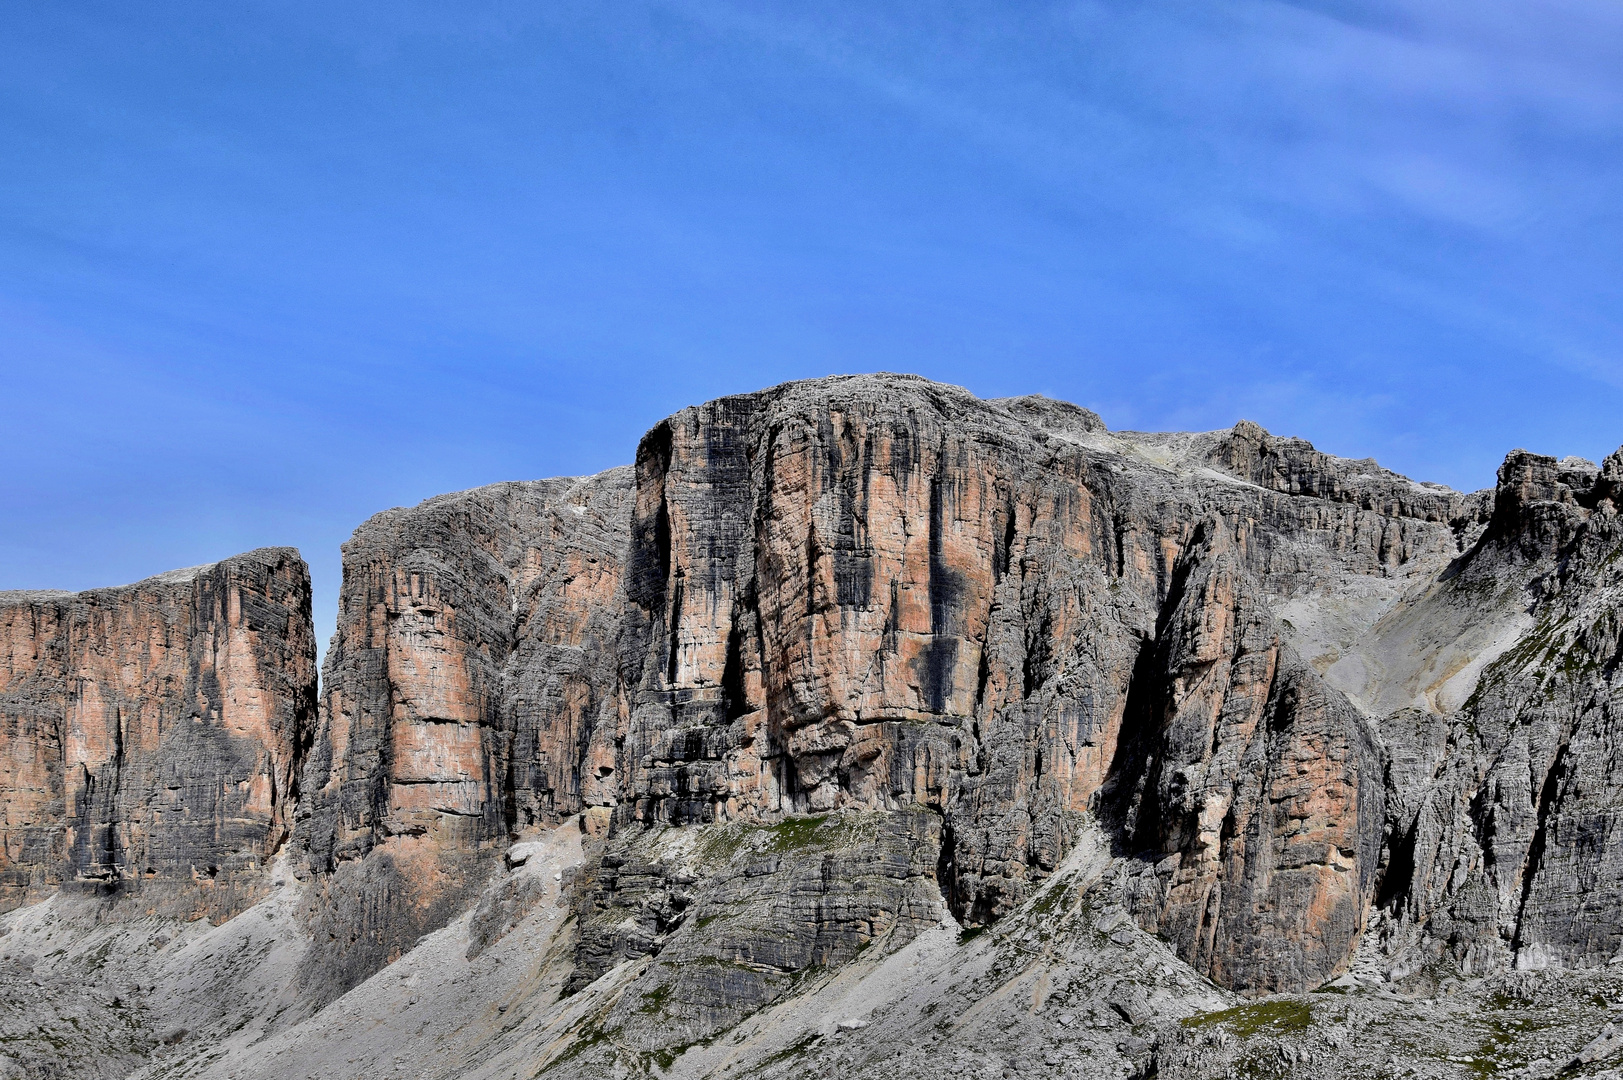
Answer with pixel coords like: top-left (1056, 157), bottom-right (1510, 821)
top-left (0, 548), bottom-right (316, 919)
top-left (568, 809), bottom-right (944, 1051)
top-left (15, 375), bottom-right (1623, 1080)
top-left (595, 377), bottom-right (1474, 992)
top-left (298, 471), bottom-right (633, 870)
top-left (1364, 447), bottom-right (1623, 976)
top-left (291, 473), bottom-right (633, 1000)
top-left (294, 375), bottom-right (1499, 996)
top-left (1114, 524), bottom-right (1385, 993)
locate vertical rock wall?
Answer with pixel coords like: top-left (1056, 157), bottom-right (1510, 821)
top-left (1115, 524), bottom-right (1385, 992)
top-left (298, 472), bottom-right (633, 870)
top-left (1368, 448), bottom-right (1623, 976)
top-left (0, 548), bottom-right (316, 918)
top-left (291, 376), bottom-right (1623, 998)
top-left (289, 472), bottom-right (633, 1004)
top-left (299, 375), bottom-right (1492, 994)
top-left (605, 376), bottom-right (1458, 991)
top-left (612, 382), bottom-right (1168, 927)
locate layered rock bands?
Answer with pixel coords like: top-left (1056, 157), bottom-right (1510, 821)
top-left (0, 548), bottom-right (316, 919)
top-left (8, 374), bottom-right (1623, 1005)
top-left (293, 373), bottom-right (1610, 997)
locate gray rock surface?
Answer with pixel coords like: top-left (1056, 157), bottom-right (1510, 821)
top-left (292, 472), bottom-right (632, 1000)
top-left (6, 374), bottom-right (1623, 1080)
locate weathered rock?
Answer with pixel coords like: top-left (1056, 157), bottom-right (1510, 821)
top-left (1363, 447), bottom-right (1623, 977)
top-left (599, 376), bottom-right (1468, 990)
top-left (569, 810), bottom-right (944, 1049)
top-left (15, 374), bottom-right (1623, 1080)
top-left (299, 471), bottom-right (633, 870)
top-left (291, 472), bottom-right (633, 997)
top-left (1114, 522), bottom-right (1385, 993)
top-left (0, 548), bottom-right (316, 919)
top-left (295, 375), bottom-right (1492, 996)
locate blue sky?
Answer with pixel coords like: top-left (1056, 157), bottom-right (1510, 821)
top-left (4, 1), bottom-right (1622, 655)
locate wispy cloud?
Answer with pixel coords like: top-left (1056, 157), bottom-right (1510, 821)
top-left (660, 0), bottom-right (1623, 390)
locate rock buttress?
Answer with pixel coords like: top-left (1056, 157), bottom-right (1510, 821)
top-left (1367, 447), bottom-right (1623, 976)
top-left (1112, 522), bottom-right (1385, 993)
top-left (290, 470), bottom-right (633, 1005)
top-left (298, 470), bottom-right (634, 868)
top-left (601, 375), bottom-right (1471, 989)
top-left (294, 375), bottom-right (1493, 996)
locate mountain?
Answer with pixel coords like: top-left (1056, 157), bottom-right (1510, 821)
top-left (4, 374), bottom-right (1623, 1080)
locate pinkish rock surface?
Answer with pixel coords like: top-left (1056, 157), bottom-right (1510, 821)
top-left (0, 548), bottom-right (315, 920)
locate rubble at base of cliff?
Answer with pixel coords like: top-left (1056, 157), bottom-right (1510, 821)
top-left (9, 816), bottom-right (1623, 1080)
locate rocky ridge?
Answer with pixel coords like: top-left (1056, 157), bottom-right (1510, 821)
top-left (4, 373), bottom-right (1623, 1080)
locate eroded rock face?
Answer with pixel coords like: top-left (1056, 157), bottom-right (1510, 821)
top-left (1114, 524), bottom-right (1385, 993)
top-left (568, 810), bottom-right (944, 1050)
top-left (1365, 447), bottom-right (1623, 976)
top-left (297, 375), bottom-right (1503, 995)
top-left (298, 471), bottom-right (634, 871)
top-left (597, 376), bottom-right (1475, 991)
top-left (291, 472), bottom-right (633, 998)
top-left (0, 548), bottom-right (316, 919)
top-left (17, 375), bottom-right (1623, 1080)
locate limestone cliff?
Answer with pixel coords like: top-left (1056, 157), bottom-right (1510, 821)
top-left (1359, 446), bottom-right (1623, 976)
top-left (291, 473), bottom-right (633, 1002)
top-left (0, 548), bottom-right (316, 919)
top-left (600, 377), bottom-right (1475, 994)
top-left (293, 375), bottom-right (1500, 996)
top-left (299, 472), bottom-right (632, 869)
top-left (12, 375), bottom-right (1623, 1080)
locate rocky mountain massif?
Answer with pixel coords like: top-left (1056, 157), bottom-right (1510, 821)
top-left (4, 374), bottom-right (1623, 1080)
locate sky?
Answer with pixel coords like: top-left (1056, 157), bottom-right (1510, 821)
top-left (4, 1), bottom-right (1623, 658)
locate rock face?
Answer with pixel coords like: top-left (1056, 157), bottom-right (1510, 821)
top-left (11, 374), bottom-right (1623, 1080)
top-left (1112, 523), bottom-right (1385, 994)
top-left (289, 375), bottom-right (1520, 999)
top-left (595, 377), bottom-right (1482, 995)
top-left (568, 809), bottom-right (945, 1051)
top-left (1366, 447), bottom-right (1623, 976)
top-left (0, 548), bottom-right (316, 919)
top-left (298, 472), bottom-right (633, 871)
top-left (291, 473), bottom-right (634, 1002)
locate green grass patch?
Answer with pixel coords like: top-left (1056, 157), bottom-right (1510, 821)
top-left (537, 1022), bottom-right (611, 1075)
top-left (695, 823), bottom-right (753, 866)
top-left (1026, 882), bottom-right (1068, 918)
top-left (1182, 998), bottom-right (1312, 1037)
top-left (766, 814), bottom-right (830, 853)
top-left (754, 1032), bottom-right (820, 1070)
top-left (638, 982), bottom-right (672, 1015)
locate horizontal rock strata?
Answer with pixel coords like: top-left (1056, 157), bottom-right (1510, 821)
top-left (291, 472), bottom-right (634, 998)
top-left (0, 548), bottom-right (316, 918)
top-left (293, 375), bottom-right (1525, 996)
top-left (13, 375), bottom-right (1623, 1080)
top-left (11, 371), bottom-right (1623, 1055)
top-left (298, 472), bottom-right (633, 871)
